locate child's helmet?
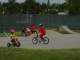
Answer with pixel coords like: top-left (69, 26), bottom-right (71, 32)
top-left (39, 24), bottom-right (43, 26)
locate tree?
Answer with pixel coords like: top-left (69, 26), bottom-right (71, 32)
top-left (66, 0), bottom-right (80, 14)
top-left (40, 3), bottom-right (47, 14)
top-left (8, 0), bottom-right (15, 3)
top-left (22, 0), bottom-right (41, 14)
top-left (6, 0), bottom-right (21, 15)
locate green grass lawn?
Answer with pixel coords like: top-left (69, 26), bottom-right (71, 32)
top-left (0, 48), bottom-right (80, 60)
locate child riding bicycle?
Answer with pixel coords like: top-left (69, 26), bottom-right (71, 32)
top-left (10, 29), bottom-right (19, 46)
top-left (38, 24), bottom-right (46, 41)
top-left (32, 24), bottom-right (49, 44)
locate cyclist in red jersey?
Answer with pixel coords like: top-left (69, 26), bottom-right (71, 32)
top-left (38, 24), bottom-right (46, 41)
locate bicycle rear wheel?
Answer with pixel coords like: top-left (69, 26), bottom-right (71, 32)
top-left (43, 37), bottom-right (49, 44)
top-left (17, 41), bottom-right (21, 47)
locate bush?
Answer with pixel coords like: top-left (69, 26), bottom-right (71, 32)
top-left (15, 32), bottom-right (22, 36)
top-left (0, 32), bottom-right (10, 37)
top-left (0, 32), bottom-right (22, 37)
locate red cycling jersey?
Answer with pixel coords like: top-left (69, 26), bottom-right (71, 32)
top-left (39, 27), bottom-right (46, 40)
top-left (39, 27), bottom-right (46, 35)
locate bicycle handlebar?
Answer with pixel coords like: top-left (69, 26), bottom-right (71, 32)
top-left (35, 31), bottom-right (38, 38)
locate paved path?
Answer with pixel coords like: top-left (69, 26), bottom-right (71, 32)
top-left (0, 30), bottom-right (80, 49)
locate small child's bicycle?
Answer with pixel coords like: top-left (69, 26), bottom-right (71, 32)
top-left (32, 32), bottom-right (49, 45)
top-left (7, 39), bottom-right (21, 47)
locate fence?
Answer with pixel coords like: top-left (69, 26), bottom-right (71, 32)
top-left (0, 14), bottom-right (80, 32)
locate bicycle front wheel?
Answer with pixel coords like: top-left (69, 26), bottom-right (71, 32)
top-left (32, 37), bottom-right (38, 45)
top-left (7, 43), bottom-right (11, 47)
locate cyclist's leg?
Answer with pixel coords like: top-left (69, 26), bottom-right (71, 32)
top-left (40, 34), bottom-right (44, 41)
top-left (11, 38), bottom-right (16, 46)
top-left (15, 38), bottom-right (19, 44)
top-left (11, 39), bottom-right (15, 43)
top-left (12, 37), bottom-right (18, 45)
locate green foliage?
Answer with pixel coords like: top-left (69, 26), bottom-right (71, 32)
top-left (66, 0), bottom-right (80, 14)
top-left (0, 32), bottom-right (10, 37)
top-left (0, 32), bottom-right (22, 37)
top-left (1, 0), bottom-right (80, 15)
top-left (15, 32), bottom-right (22, 36)
top-left (0, 0), bottom-right (66, 15)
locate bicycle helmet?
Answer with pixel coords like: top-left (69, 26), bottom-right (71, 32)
top-left (10, 29), bottom-right (15, 33)
top-left (39, 24), bottom-right (43, 26)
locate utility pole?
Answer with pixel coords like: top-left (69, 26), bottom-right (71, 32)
top-left (47, 0), bottom-right (50, 14)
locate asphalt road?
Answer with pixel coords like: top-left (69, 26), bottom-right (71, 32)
top-left (0, 30), bottom-right (80, 49)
